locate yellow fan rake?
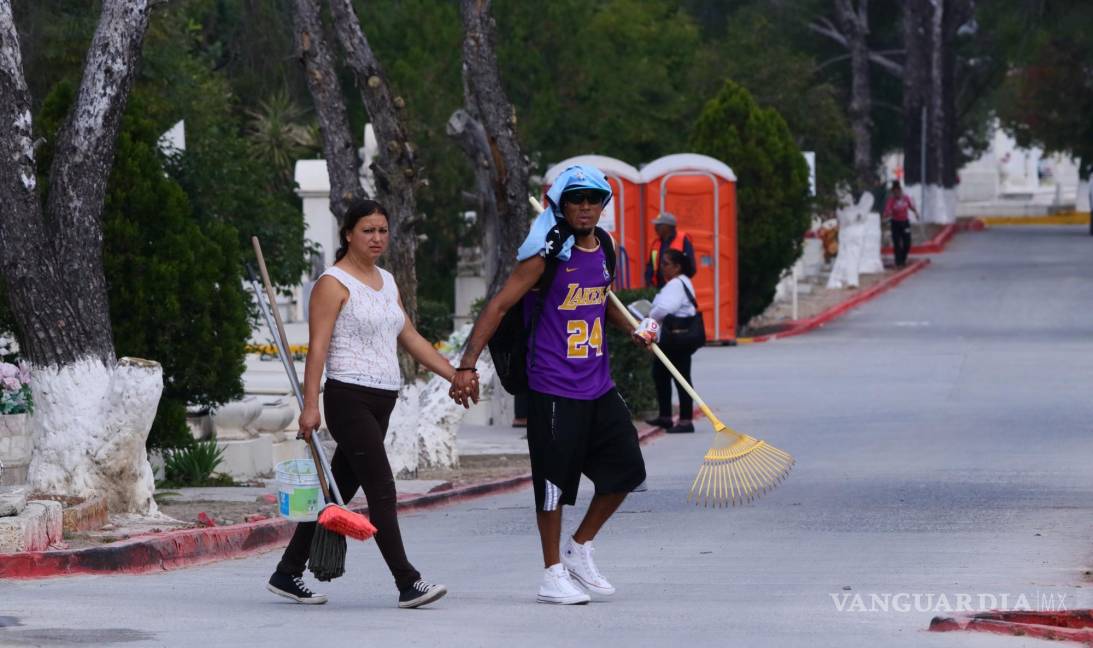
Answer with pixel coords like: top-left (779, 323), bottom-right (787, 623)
top-left (605, 290), bottom-right (794, 507)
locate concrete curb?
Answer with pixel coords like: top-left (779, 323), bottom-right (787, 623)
top-left (0, 425), bottom-right (664, 580)
top-left (930, 610), bottom-right (1093, 643)
top-left (740, 258), bottom-right (931, 344)
top-left (881, 222), bottom-right (957, 255)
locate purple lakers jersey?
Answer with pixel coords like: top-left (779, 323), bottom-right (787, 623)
top-left (525, 244), bottom-right (614, 400)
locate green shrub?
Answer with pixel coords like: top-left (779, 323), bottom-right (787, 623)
top-left (689, 80), bottom-right (811, 327)
top-left (162, 439), bottom-right (226, 486)
top-left (416, 298), bottom-right (454, 343)
top-left (149, 399), bottom-right (192, 452)
top-left (607, 288), bottom-right (658, 415)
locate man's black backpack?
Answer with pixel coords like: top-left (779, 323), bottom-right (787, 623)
top-left (489, 227), bottom-right (616, 395)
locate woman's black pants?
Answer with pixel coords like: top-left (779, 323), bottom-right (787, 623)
top-left (652, 347), bottom-right (694, 421)
top-left (276, 379), bottom-right (420, 591)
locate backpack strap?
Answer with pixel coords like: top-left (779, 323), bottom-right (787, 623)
top-left (594, 227), bottom-right (617, 282)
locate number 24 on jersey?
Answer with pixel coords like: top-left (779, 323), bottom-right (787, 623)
top-left (566, 317), bottom-right (603, 358)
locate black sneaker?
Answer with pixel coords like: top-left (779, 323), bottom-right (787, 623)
top-left (644, 417), bottom-right (674, 429)
top-left (667, 422), bottom-right (695, 434)
top-left (267, 571), bottom-right (328, 605)
top-left (398, 579), bottom-right (447, 609)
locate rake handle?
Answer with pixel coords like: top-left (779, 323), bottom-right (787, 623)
top-left (605, 290), bottom-right (726, 431)
top-left (250, 236), bottom-right (346, 508)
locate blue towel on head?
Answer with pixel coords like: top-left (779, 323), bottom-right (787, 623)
top-left (517, 164), bottom-right (613, 262)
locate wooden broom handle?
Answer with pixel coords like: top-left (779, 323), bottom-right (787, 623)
top-left (605, 290), bottom-right (725, 430)
top-left (250, 236), bottom-right (342, 506)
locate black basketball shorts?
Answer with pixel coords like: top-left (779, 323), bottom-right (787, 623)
top-left (526, 387), bottom-right (647, 512)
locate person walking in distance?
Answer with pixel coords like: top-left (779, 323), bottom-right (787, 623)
top-left (266, 199), bottom-right (459, 609)
top-left (643, 249), bottom-right (701, 434)
top-left (882, 181), bottom-right (920, 268)
top-left (449, 164), bottom-right (651, 605)
top-left (644, 212), bottom-right (696, 288)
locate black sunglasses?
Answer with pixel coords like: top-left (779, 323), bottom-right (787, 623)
top-left (562, 189), bottom-right (606, 205)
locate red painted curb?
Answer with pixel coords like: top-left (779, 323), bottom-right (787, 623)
top-left (881, 222), bottom-right (957, 255)
top-left (0, 425), bottom-right (664, 580)
top-left (746, 258), bottom-right (931, 343)
top-left (930, 610), bottom-right (1093, 644)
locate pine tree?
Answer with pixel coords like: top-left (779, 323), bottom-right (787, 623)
top-left (689, 81), bottom-right (811, 327)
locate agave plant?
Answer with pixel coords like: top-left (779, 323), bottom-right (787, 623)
top-left (163, 439), bottom-right (226, 486)
top-left (244, 88), bottom-right (317, 181)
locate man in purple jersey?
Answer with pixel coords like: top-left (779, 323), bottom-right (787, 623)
top-left (450, 165), bottom-right (650, 605)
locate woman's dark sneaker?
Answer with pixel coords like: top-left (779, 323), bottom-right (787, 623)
top-left (267, 572), bottom-right (328, 605)
top-left (398, 579), bottom-right (448, 609)
top-left (667, 421), bottom-right (695, 434)
top-left (644, 417), bottom-right (674, 429)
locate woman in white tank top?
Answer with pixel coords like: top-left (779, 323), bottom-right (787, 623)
top-left (268, 199), bottom-right (470, 609)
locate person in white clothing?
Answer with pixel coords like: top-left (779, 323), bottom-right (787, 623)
top-left (267, 199), bottom-right (467, 609)
top-left (641, 249), bottom-right (699, 434)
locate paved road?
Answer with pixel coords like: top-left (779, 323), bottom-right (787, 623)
top-left (3, 227), bottom-right (1092, 647)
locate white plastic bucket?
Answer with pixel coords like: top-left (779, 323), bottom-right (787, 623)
top-left (275, 459), bottom-right (322, 522)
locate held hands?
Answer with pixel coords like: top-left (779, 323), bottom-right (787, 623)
top-left (448, 367), bottom-right (480, 408)
top-left (297, 406), bottom-right (321, 442)
top-left (632, 317), bottom-right (659, 347)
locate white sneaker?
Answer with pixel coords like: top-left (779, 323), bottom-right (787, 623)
top-left (537, 563), bottom-right (591, 605)
top-left (561, 537), bottom-right (615, 596)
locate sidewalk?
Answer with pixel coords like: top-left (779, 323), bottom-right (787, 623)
top-left (0, 420), bottom-right (658, 579)
top-left (740, 258), bottom-right (931, 344)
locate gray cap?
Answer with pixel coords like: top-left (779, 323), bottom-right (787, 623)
top-left (651, 212), bottom-right (677, 226)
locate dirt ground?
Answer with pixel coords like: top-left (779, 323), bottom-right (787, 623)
top-left (52, 453), bottom-right (533, 550)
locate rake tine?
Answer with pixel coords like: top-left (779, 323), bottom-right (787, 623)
top-left (689, 464), bottom-right (706, 504)
top-left (716, 462), bottom-right (727, 508)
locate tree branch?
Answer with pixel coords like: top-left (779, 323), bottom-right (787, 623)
top-left (810, 15), bottom-right (903, 76)
top-left (326, 0), bottom-right (421, 362)
top-left (291, 0), bottom-right (364, 220)
top-left (457, 0), bottom-right (531, 298)
top-left (809, 17), bottom-right (847, 48)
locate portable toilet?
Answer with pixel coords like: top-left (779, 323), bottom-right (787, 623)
top-left (639, 154), bottom-right (738, 342)
top-left (543, 155), bottom-right (643, 289)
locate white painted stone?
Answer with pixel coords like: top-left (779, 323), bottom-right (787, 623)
top-left (211, 396), bottom-right (263, 441)
top-left (828, 192), bottom-right (868, 289)
top-left (860, 212), bottom-right (885, 274)
top-left (186, 412), bottom-right (213, 441)
top-left (0, 499), bottom-right (62, 553)
top-left (0, 486), bottom-right (26, 517)
top-left (27, 357), bottom-right (162, 515)
top-left (0, 413), bottom-right (31, 469)
top-left (383, 325), bottom-right (494, 476)
top-left (216, 436), bottom-right (274, 481)
top-left (251, 396), bottom-right (295, 442)
top-left (801, 238), bottom-right (824, 278)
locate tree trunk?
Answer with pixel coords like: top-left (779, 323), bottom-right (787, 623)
top-left (929, 0), bottom-right (945, 208)
top-left (0, 0), bottom-right (161, 513)
top-left (836, 0), bottom-right (875, 191)
top-left (902, 0), bottom-right (929, 188)
top-left (446, 107), bottom-right (500, 283)
top-left (327, 0), bottom-right (422, 361)
top-left (453, 0), bottom-right (532, 298)
top-left (291, 0), bottom-right (364, 222)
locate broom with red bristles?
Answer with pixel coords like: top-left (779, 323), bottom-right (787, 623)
top-left (250, 238), bottom-right (376, 580)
